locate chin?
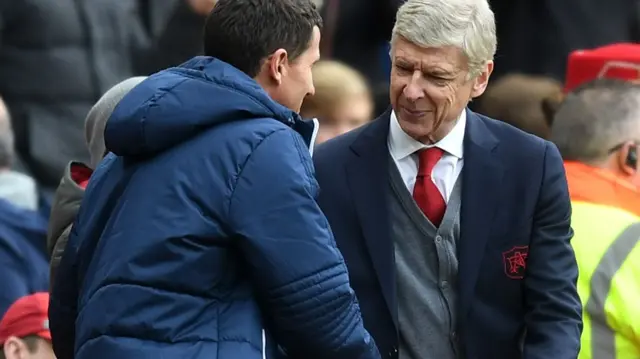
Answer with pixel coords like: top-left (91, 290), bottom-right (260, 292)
top-left (400, 121), bottom-right (432, 140)
top-left (398, 114), bottom-right (438, 139)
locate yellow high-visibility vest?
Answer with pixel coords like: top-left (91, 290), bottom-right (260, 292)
top-left (572, 201), bottom-right (640, 359)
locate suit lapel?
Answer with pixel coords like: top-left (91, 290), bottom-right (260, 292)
top-left (346, 110), bottom-right (397, 327)
top-left (458, 110), bottom-right (504, 319)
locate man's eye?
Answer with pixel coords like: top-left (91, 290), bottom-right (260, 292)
top-left (430, 76), bottom-right (450, 85)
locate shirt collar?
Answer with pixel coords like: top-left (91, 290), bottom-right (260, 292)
top-left (388, 109), bottom-right (466, 161)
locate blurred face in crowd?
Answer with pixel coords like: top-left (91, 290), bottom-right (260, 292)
top-left (389, 36), bottom-right (493, 143)
top-left (0, 96), bottom-right (14, 171)
top-left (0, 97), bottom-right (7, 123)
top-left (2, 337), bottom-right (56, 359)
top-left (259, 26), bottom-right (321, 113)
top-left (315, 95), bottom-right (372, 144)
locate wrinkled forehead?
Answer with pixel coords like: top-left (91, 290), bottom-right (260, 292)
top-left (391, 37), bottom-right (468, 74)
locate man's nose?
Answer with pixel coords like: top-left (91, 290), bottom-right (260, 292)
top-left (403, 72), bottom-right (424, 102)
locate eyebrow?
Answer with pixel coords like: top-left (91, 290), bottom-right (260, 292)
top-left (426, 65), bottom-right (462, 77)
top-left (429, 70), bottom-right (456, 77)
top-left (394, 57), bottom-right (414, 64)
top-left (395, 58), bottom-right (456, 75)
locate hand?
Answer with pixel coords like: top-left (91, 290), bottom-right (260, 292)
top-left (187, 0), bottom-right (217, 16)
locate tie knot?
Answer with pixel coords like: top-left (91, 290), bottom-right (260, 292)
top-left (416, 147), bottom-right (444, 177)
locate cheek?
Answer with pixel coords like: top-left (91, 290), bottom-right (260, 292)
top-left (450, 83), bottom-right (475, 107)
top-left (425, 83), bottom-right (458, 107)
top-left (305, 70), bottom-right (315, 90)
top-left (289, 68), bottom-right (312, 95)
top-left (428, 84), bottom-right (456, 103)
top-left (445, 84), bottom-right (458, 105)
top-left (389, 74), bottom-right (404, 99)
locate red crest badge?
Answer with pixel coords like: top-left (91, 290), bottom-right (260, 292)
top-left (502, 246), bottom-right (529, 279)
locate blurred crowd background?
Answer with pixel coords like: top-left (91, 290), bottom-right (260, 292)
top-left (2, 0), bottom-right (640, 358)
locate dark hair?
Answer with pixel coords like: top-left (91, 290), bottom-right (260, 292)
top-left (203, 0), bottom-right (323, 78)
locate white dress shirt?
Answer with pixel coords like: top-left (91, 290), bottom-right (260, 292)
top-left (387, 110), bottom-right (466, 203)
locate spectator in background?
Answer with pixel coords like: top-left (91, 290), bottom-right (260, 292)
top-left (47, 77), bottom-right (147, 289)
top-left (0, 1), bottom-right (206, 192)
top-left (0, 293), bottom-right (55, 359)
top-left (139, 0), bottom-right (216, 72)
top-left (0, 98), bottom-right (38, 212)
top-left (476, 74), bottom-right (563, 139)
top-left (549, 79), bottom-right (640, 359)
top-left (551, 79), bottom-right (640, 216)
top-left (489, 0), bottom-right (640, 83)
top-left (0, 98), bottom-right (48, 317)
top-left (317, 0), bottom-right (404, 116)
top-left (313, 0), bottom-right (582, 357)
top-left (49, 0), bottom-right (379, 358)
top-left (301, 60), bottom-right (373, 144)
top-left (563, 43), bottom-right (640, 93)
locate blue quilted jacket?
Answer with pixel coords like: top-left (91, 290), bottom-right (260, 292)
top-left (49, 57), bottom-right (380, 359)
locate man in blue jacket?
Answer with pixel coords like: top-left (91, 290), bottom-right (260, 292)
top-left (0, 97), bottom-right (49, 317)
top-left (0, 199), bottom-right (49, 317)
top-left (48, 1), bottom-right (380, 359)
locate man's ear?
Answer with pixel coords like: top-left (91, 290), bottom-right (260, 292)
top-left (3, 336), bottom-right (27, 359)
top-left (266, 49), bottom-right (289, 86)
top-left (618, 141), bottom-right (638, 175)
top-left (470, 60), bottom-right (494, 98)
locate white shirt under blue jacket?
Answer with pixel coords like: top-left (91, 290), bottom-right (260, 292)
top-left (48, 56), bottom-right (380, 359)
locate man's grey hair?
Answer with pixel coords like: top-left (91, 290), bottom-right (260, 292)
top-left (0, 98), bottom-right (14, 168)
top-left (550, 79), bottom-right (640, 163)
top-left (391, 0), bottom-right (497, 79)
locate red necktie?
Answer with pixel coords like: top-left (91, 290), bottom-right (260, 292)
top-left (413, 147), bottom-right (446, 226)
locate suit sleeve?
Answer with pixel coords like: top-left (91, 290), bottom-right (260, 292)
top-left (523, 141), bottom-right (583, 359)
top-left (228, 129), bottom-right (380, 359)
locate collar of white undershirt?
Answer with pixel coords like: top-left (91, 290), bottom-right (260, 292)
top-left (387, 109), bottom-right (466, 161)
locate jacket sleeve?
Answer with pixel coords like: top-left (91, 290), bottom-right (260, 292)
top-left (0, 260), bottom-right (30, 316)
top-left (523, 142), bottom-right (583, 359)
top-left (49, 225), bottom-right (80, 359)
top-left (49, 225), bottom-right (72, 289)
top-left (228, 128), bottom-right (380, 359)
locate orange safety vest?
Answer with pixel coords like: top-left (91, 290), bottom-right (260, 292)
top-left (564, 161), bottom-right (640, 359)
top-left (564, 161), bottom-right (640, 216)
